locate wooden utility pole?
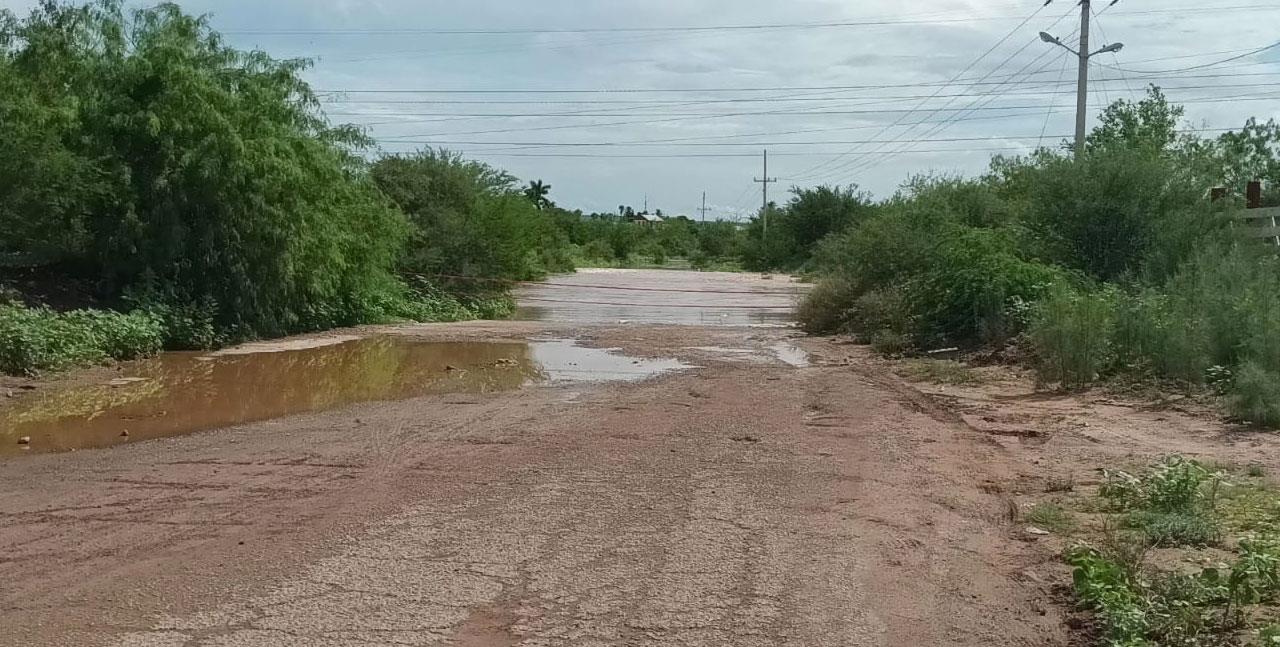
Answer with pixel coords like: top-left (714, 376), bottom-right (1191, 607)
top-left (697, 192), bottom-right (711, 222)
top-left (753, 149), bottom-right (778, 235)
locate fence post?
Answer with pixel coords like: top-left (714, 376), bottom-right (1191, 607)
top-left (1247, 180), bottom-right (1263, 209)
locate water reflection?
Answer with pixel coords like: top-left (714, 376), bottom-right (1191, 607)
top-left (1, 338), bottom-right (547, 457)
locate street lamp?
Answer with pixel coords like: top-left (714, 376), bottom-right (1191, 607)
top-left (1037, 0), bottom-right (1127, 156)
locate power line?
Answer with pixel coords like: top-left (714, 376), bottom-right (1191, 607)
top-left (331, 93), bottom-right (1280, 121)
top-left (1098, 40), bottom-right (1280, 74)
top-left (320, 82), bottom-right (1280, 106)
top-left (223, 4), bottom-right (1280, 36)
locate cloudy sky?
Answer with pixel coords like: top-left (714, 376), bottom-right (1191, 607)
top-left (4, 0), bottom-right (1279, 218)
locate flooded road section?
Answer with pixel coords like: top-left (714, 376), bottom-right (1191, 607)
top-left (515, 269), bottom-right (806, 326)
top-left (0, 336), bottom-right (690, 457)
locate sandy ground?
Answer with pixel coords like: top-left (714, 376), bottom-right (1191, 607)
top-left (4, 271), bottom-right (1278, 646)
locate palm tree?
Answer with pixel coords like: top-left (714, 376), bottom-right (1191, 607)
top-left (524, 180), bottom-right (552, 210)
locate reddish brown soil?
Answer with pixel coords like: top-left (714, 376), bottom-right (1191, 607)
top-left (5, 318), bottom-right (1272, 646)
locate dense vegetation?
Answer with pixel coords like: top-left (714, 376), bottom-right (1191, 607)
top-left (788, 87), bottom-right (1280, 427)
top-left (0, 1), bottom-right (751, 375)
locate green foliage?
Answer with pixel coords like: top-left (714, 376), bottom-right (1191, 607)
top-left (1027, 502), bottom-right (1076, 534)
top-left (1030, 285), bottom-right (1118, 388)
top-left (795, 277), bottom-right (857, 334)
top-left (742, 185), bottom-right (873, 271)
top-left (870, 329), bottom-right (911, 357)
top-left (1229, 362), bottom-right (1280, 428)
top-left (0, 1), bottom-right (411, 341)
top-left (1065, 491), bottom-right (1280, 647)
top-left (372, 149), bottom-right (573, 282)
top-left (1100, 457), bottom-right (1223, 547)
top-left (0, 302), bottom-right (162, 375)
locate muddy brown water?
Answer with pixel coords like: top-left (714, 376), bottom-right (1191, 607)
top-left (0, 336), bottom-right (690, 457)
top-left (2, 270), bottom-right (798, 458)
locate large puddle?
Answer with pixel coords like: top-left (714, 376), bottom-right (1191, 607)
top-left (515, 269), bottom-right (806, 326)
top-left (0, 336), bottom-right (690, 457)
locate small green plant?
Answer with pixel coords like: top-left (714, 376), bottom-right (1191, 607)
top-left (899, 359), bottom-right (979, 385)
top-left (1027, 502), bottom-right (1077, 534)
top-left (1100, 456), bottom-right (1223, 547)
top-left (870, 329), bottom-right (911, 357)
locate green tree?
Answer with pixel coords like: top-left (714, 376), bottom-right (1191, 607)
top-left (372, 149), bottom-right (573, 281)
top-left (1, 1), bottom-right (409, 342)
top-left (524, 179), bottom-right (553, 210)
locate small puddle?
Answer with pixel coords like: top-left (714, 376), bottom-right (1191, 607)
top-left (0, 336), bottom-right (688, 457)
top-left (769, 343), bottom-right (812, 368)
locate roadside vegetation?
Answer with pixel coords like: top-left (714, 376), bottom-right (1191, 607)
top-left (0, 1), bottom-right (746, 376)
top-left (779, 87), bottom-right (1280, 427)
top-left (1032, 456), bottom-right (1280, 646)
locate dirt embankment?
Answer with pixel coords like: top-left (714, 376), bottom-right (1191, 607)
top-left (2, 321), bottom-right (1273, 646)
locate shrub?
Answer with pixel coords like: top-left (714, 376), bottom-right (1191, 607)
top-left (0, 303), bottom-right (163, 375)
top-left (1030, 285), bottom-right (1118, 388)
top-left (1229, 362), bottom-right (1280, 427)
top-left (1027, 502), bottom-right (1076, 534)
top-left (796, 277), bottom-right (858, 334)
top-left (870, 330), bottom-right (911, 356)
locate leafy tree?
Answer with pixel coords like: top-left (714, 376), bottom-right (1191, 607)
top-left (1, 1), bottom-right (409, 342)
top-left (372, 149), bottom-right (572, 281)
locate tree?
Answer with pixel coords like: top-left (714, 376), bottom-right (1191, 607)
top-left (1086, 86), bottom-right (1185, 155)
top-left (0, 1), bottom-right (409, 342)
top-left (524, 179), bottom-right (553, 210)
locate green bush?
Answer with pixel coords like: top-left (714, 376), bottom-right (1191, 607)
top-left (1, 2), bottom-right (410, 341)
top-left (796, 278), bottom-right (858, 334)
top-left (870, 330), bottom-right (911, 356)
top-left (1030, 286), bottom-right (1118, 388)
top-left (0, 303), bottom-right (163, 375)
top-left (1229, 362), bottom-right (1280, 427)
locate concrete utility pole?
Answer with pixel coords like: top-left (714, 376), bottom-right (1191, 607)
top-left (753, 149), bottom-right (778, 235)
top-left (697, 192), bottom-right (711, 222)
top-left (1074, 0), bottom-right (1091, 156)
top-left (1040, 0), bottom-right (1124, 157)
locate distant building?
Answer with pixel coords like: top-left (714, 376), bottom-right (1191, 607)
top-left (627, 212), bottom-right (665, 225)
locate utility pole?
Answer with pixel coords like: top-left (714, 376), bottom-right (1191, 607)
top-left (1074, 0), bottom-right (1091, 157)
top-left (1040, 1), bottom-right (1124, 158)
top-left (753, 149), bottom-right (778, 235)
top-left (697, 192), bottom-right (711, 222)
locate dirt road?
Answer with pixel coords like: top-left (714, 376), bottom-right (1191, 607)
top-left (1, 271), bottom-right (1067, 646)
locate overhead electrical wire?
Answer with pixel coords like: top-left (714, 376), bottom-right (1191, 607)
top-left (1098, 40), bottom-right (1280, 74)
top-left (223, 4), bottom-right (1280, 36)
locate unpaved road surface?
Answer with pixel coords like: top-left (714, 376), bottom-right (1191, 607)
top-left (1, 271), bottom-right (1068, 646)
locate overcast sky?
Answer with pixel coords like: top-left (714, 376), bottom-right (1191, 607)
top-left (3, 0), bottom-right (1279, 218)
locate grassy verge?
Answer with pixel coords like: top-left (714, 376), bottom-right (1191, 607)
top-left (0, 284), bottom-right (516, 377)
top-left (1046, 456), bottom-right (1280, 646)
top-left (0, 303), bottom-right (164, 375)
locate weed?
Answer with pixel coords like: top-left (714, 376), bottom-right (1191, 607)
top-left (1046, 476), bottom-right (1077, 493)
top-left (899, 359), bottom-right (980, 385)
top-left (1027, 502), bottom-right (1077, 534)
top-left (1251, 465), bottom-right (1268, 479)
top-left (1100, 457), bottom-right (1223, 547)
top-left (1128, 510), bottom-right (1220, 547)
top-left (870, 329), bottom-right (911, 357)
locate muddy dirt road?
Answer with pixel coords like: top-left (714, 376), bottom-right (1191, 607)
top-left (1, 270), bottom-right (1066, 646)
